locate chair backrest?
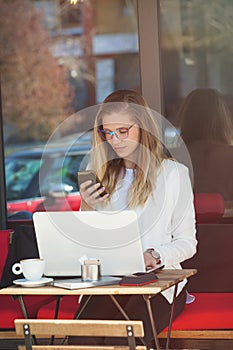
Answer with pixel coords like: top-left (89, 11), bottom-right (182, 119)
top-left (7, 219), bottom-right (33, 231)
top-left (0, 225), bottom-right (39, 288)
top-left (194, 193), bottom-right (225, 224)
top-left (15, 319), bottom-right (146, 350)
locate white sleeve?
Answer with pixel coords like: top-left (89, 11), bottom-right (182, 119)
top-left (157, 164), bottom-right (197, 267)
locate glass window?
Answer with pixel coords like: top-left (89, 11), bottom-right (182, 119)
top-left (1, 0), bottom-right (140, 217)
top-left (160, 0), bottom-right (233, 128)
top-left (39, 153), bottom-right (87, 195)
top-left (160, 0), bottom-right (233, 208)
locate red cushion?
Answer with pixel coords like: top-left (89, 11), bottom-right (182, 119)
top-left (0, 295), bottom-right (56, 329)
top-left (194, 193), bottom-right (224, 224)
top-left (0, 230), bottom-right (12, 279)
top-left (165, 293), bottom-right (233, 331)
top-left (0, 296), bottom-right (25, 329)
top-left (37, 295), bottom-right (80, 319)
top-left (23, 296), bottom-right (58, 318)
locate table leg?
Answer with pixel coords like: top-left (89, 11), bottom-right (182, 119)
top-left (49, 296), bottom-right (62, 345)
top-left (109, 295), bottom-right (130, 320)
top-left (110, 295), bottom-right (147, 348)
top-left (16, 295), bottom-right (37, 345)
top-left (143, 295), bottom-right (161, 350)
top-left (74, 295), bottom-right (92, 319)
top-left (17, 295), bottom-right (29, 319)
top-left (165, 283), bottom-right (178, 350)
top-left (53, 296), bottom-right (62, 319)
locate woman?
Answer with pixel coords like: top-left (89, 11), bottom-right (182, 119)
top-left (71, 90), bottom-right (197, 347)
top-left (178, 88), bottom-right (233, 200)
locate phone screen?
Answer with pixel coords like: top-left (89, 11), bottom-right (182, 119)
top-left (77, 170), bottom-right (108, 197)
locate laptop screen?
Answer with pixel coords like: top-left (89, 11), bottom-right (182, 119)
top-left (33, 211), bottom-right (145, 277)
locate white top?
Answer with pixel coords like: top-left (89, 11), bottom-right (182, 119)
top-left (97, 159), bottom-right (197, 303)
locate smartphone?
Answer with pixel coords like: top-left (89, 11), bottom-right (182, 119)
top-left (77, 170), bottom-right (108, 197)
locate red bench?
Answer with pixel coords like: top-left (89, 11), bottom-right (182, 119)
top-left (0, 229), bottom-right (56, 343)
top-left (158, 223), bottom-right (233, 349)
top-left (170, 293), bottom-right (233, 330)
top-left (158, 293), bottom-right (233, 347)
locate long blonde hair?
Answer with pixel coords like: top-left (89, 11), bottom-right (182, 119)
top-left (91, 89), bottom-right (166, 207)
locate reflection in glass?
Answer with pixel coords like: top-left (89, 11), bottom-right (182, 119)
top-left (177, 88), bottom-right (233, 201)
top-left (160, 0), bottom-right (233, 126)
top-left (2, 0), bottom-right (140, 217)
top-left (160, 0), bottom-right (233, 209)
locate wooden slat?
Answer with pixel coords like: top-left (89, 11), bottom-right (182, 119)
top-left (15, 319), bottom-right (144, 337)
top-left (158, 330), bottom-right (233, 339)
top-left (0, 283), bottom-right (165, 295)
top-left (19, 346), bottom-right (147, 350)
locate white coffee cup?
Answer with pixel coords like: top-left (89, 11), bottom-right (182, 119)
top-left (12, 258), bottom-right (45, 281)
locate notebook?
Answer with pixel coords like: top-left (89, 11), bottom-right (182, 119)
top-left (33, 211), bottom-right (145, 278)
top-left (53, 276), bottom-right (121, 290)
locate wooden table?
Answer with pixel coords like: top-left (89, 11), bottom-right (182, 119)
top-left (0, 269), bottom-right (197, 350)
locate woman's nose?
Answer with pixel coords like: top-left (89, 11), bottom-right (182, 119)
top-left (110, 133), bottom-right (120, 143)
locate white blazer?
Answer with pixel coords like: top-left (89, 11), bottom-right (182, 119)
top-left (97, 159), bottom-right (197, 303)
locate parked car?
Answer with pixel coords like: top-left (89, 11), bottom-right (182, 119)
top-left (5, 134), bottom-right (91, 216)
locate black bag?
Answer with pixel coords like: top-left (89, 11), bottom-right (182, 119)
top-left (0, 225), bottom-right (39, 288)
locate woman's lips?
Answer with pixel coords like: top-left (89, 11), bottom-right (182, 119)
top-left (113, 146), bottom-right (126, 153)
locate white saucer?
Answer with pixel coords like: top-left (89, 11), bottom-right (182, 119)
top-left (13, 277), bottom-right (53, 288)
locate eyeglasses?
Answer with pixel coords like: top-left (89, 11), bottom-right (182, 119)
top-left (98, 123), bottom-right (136, 141)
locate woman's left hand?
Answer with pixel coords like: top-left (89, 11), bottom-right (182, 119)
top-left (143, 251), bottom-right (158, 270)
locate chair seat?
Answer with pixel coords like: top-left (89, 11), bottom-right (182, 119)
top-left (37, 295), bottom-right (80, 319)
top-left (165, 293), bottom-right (233, 331)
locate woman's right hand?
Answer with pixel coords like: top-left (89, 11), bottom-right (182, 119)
top-left (80, 180), bottom-right (109, 210)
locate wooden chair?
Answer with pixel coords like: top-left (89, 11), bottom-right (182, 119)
top-left (14, 319), bottom-right (146, 350)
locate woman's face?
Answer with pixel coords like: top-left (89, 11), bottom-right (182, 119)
top-left (101, 112), bottom-right (140, 167)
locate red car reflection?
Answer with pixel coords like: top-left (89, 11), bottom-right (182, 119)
top-left (6, 139), bottom-right (90, 216)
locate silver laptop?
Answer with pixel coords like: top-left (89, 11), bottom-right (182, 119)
top-left (33, 211), bottom-right (145, 277)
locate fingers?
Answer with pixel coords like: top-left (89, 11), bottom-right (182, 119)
top-left (98, 186), bottom-right (109, 198)
top-left (80, 180), bottom-right (109, 209)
